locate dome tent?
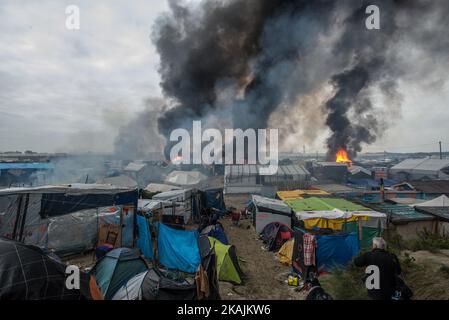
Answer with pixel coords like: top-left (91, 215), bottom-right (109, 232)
top-left (260, 222), bottom-right (293, 252)
top-left (112, 235), bottom-right (221, 300)
top-left (208, 237), bottom-right (244, 285)
top-left (91, 248), bottom-right (148, 299)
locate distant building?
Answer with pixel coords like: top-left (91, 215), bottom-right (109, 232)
top-left (307, 162), bottom-right (348, 183)
top-left (389, 158), bottom-right (449, 180)
top-left (224, 164), bottom-right (310, 196)
top-left (409, 180), bottom-right (449, 198)
top-left (372, 166), bottom-right (388, 180)
top-left (348, 165), bottom-right (372, 180)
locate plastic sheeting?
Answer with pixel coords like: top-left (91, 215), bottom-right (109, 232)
top-left (0, 192), bottom-right (127, 253)
top-left (46, 207), bottom-right (122, 253)
top-left (315, 232), bottom-right (359, 271)
top-left (136, 215), bottom-right (153, 259)
top-left (157, 223), bottom-right (200, 274)
top-left (201, 188), bottom-right (226, 214)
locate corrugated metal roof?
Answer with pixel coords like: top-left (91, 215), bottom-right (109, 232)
top-left (224, 164), bottom-right (310, 178)
top-left (0, 184), bottom-right (136, 195)
top-left (370, 202), bottom-right (433, 222)
top-left (415, 207), bottom-right (449, 222)
top-left (391, 158), bottom-right (449, 172)
top-left (410, 180), bottom-right (449, 194)
top-left (124, 162), bottom-right (147, 172)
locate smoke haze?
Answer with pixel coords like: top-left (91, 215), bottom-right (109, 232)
top-left (140, 0), bottom-right (449, 159)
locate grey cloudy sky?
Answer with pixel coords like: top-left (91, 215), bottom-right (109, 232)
top-left (0, 1), bottom-right (448, 154)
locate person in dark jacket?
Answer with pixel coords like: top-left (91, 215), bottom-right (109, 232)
top-left (354, 237), bottom-right (402, 300)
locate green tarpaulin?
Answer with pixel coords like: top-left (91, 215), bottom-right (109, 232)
top-left (285, 197), bottom-right (369, 212)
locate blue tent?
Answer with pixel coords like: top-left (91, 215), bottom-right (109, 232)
top-left (316, 232), bottom-right (359, 271)
top-left (157, 223), bottom-right (200, 274)
top-left (136, 215), bottom-right (153, 259)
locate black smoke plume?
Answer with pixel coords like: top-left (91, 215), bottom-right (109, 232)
top-left (146, 0), bottom-right (449, 160)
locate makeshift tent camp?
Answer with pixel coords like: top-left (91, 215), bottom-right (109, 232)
top-left (0, 184), bottom-right (138, 254)
top-left (208, 237), bottom-right (244, 284)
top-left (157, 223), bottom-right (200, 274)
top-left (91, 248), bottom-right (148, 300)
top-left (260, 222), bottom-right (293, 251)
top-left (250, 195), bottom-right (292, 234)
top-left (112, 235), bottom-right (220, 300)
top-left (0, 237), bottom-right (90, 300)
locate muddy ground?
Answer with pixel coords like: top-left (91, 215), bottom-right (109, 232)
top-left (219, 194), bottom-right (305, 300)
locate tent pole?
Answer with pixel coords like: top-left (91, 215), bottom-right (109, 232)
top-left (18, 193), bottom-right (30, 242)
top-left (358, 218), bottom-right (362, 242)
top-left (12, 195), bottom-right (24, 240)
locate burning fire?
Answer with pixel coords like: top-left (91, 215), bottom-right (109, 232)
top-left (335, 148), bottom-right (352, 166)
top-left (172, 155), bottom-right (183, 164)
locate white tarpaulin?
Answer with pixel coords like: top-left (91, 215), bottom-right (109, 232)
top-left (414, 195), bottom-right (449, 207)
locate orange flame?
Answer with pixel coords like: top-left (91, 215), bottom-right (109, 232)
top-left (335, 148), bottom-right (352, 166)
top-left (172, 155), bottom-right (183, 164)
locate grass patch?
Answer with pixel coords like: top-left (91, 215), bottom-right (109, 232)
top-left (319, 231), bottom-right (449, 299)
top-left (384, 229), bottom-right (449, 253)
top-left (320, 264), bottom-right (368, 300)
top-left (406, 230), bottom-right (449, 253)
top-left (439, 265), bottom-right (449, 279)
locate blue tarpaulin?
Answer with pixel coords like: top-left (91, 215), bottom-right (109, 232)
top-left (0, 162), bottom-right (54, 170)
top-left (136, 215), bottom-right (153, 260)
top-left (157, 223), bottom-right (200, 273)
top-left (348, 178), bottom-right (397, 188)
top-left (208, 224), bottom-right (229, 245)
top-left (316, 232), bottom-right (359, 271)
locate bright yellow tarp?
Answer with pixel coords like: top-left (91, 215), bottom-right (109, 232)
top-left (277, 239), bottom-right (294, 266)
top-left (276, 189), bottom-right (329, 201)
top-left (302, 216), bottom-right (369, 230)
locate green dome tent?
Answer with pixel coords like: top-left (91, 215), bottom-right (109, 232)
top-left (208, 237), bottom-right (244, 285)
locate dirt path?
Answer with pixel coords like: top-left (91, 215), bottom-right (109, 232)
top-left (219, 216), bottom-right (305, 300)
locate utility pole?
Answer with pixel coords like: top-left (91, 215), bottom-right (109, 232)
top-left (439, 141), bottom-right (443, 159)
